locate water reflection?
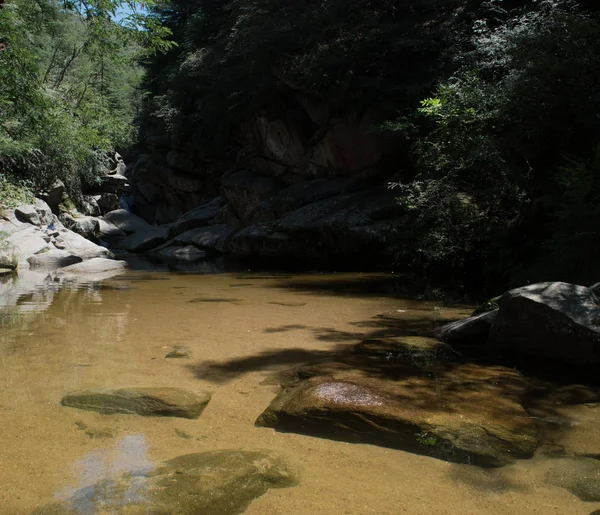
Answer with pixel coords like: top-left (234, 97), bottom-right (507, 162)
top-left (58, 434), bottom-right (154, 513)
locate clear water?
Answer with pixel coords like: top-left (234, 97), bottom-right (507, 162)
top-left (0, 269), bottom-right (598, 514)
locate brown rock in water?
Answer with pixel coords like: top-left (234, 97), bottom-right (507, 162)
top-left (256, 338), bottom-right (537, 467)
top-left (32, 449), bottom-right (299, 515)
top-left (61, 387), bottom-right (211, 419)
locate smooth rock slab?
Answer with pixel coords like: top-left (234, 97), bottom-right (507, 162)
top-left (257, 345), bottom-right (537, 467)
top-left (104, 209), bottom-right (151, 234)
top-left (60, 257), bottom-right (126, 274)
top-left (32, 449), bottom-right (298, 515)
top-left (27, 249), bottom-right (82, 269)
top-left (61, 387), bottom-right (211, 419)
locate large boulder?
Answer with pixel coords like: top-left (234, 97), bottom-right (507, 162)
top-left (54, 229), bottom-right (112, 260)
top-left (167, 197), bottom-right (222, 235)
top-left (434, 310), bottom-right (498, 347)
top-left (38, 179), bottom-right (65, 213)
top-left (256, 338), bottom-right (537, 467)
top-left (98, 173), bottom-right (128, 194)
top-left (104, 209), bottom-right (152, 234)
top-left (166, 224), bottom-right (234, 254)
top-left (60, 387), bottom-right (211, 419)
top-left (120, 226), bottom-right (171, 253)
top-left (32, 449), bottom-right (298, 515)
top-left (487, 282), bottom-right (600, 367)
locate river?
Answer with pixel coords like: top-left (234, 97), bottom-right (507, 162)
top-left (0, 269), bottom-right (597, 514)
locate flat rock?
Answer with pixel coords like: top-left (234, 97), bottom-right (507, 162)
top-left (27, 249), bottom-right (82, 269)
top-left (32, 449), bottom-right (298, 515)
top-left (104, 209), bottom-right (151, 234)
top-left (487, 282), bottom-right (600, 367)
top-left (256, 339), bottom-right (537, 467)
top-left (60, 257), bottom-right (127, 274)
top-left (546, 457), bottom-right (600, 501)
top-left (121, 226), bottom-right (171, 252)
top-left (61, 387), bottom-right (211, 419)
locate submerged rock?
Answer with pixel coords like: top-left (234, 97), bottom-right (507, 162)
top-left (60, 257), bottom-right (127, 274)
top-left (60, 387), bottom-right (211, 419)
top-left (165, 346), bottom-right (192, 359)
top-left (32, 449), bottom-right (298, 515)
top-left (487, 282), bottom-right (600, 367)
top-left (257, 340), bottom-right (537, 467)
top-left (546, 457), bottom-right (600, 501)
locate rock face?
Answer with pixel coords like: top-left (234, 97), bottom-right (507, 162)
top-left (32, 449), bottom-right (298, 515)
top-left (487, 282), bottom-right (600, 367)
top-left (60, 387), bottom-right (211, 419)
top-left (256, 338), bottom-right (538, 467)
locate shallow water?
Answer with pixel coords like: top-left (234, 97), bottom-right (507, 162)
top-left (0, 269), bottom-right (598, 514)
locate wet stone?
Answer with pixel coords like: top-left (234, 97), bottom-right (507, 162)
top-left (546, 457), bottom-right (600, 501)
top-left (256, 340), bottom-right (538, 467)
top-left (32, 449), bottom-right (299, 515)
top-left (166, 346), bottom-right (192, 359)
top-left (61, 387), bottom-right (211, 419)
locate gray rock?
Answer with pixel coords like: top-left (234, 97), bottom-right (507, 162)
top-left (546, 457), bottom-right (600, 501)
top-left (168, 197), bottom-right (222, 236)
top-left (435, 311), bottom-right (498, 347)
top-left (32, 449), bottom-right (298, 515)
top-left (64, 215), bottom-right (99, 240)
top-left (60, 257), bottom-right (126, 274)
top-left (80, 195), bottom-right (101, 216)
top-left (169, 224), bottom-right (233, 254)
top-left (14, 205), bottom-right (41, 226)
top-left (96, 193), bottom-right (120, 214)
top-left (6, 226), bottom-right (53, 267)
top-left (99, 173), bottom-right (128, 193)
top-left (104, 209), bottom-right (151, 234)
top-left (487, 282), bottom-right (600, 367)
top-left (591, 282), bottom-right (600, 297)
top-left (38, 179), bottom-right (65, 212)
top-left (56, 230), bottom-right (112, 260)
top-left (27, 250), bottom-right (82, 270)
top-left (61, 387), bottom-right (211, 419)
top-left (97, 217), bottom-right (126, 239)
top-left (121, 226), bottom-right (171, 253)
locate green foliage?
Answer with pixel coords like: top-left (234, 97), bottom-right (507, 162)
top-left (0, 0), bottom-right (173, 205)
top-left (415, 431), bottom-right (438, 447)
top-left (140, 0), bottom-right (469, 156)
top-left (385, 0), bottom-right (600, 288)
